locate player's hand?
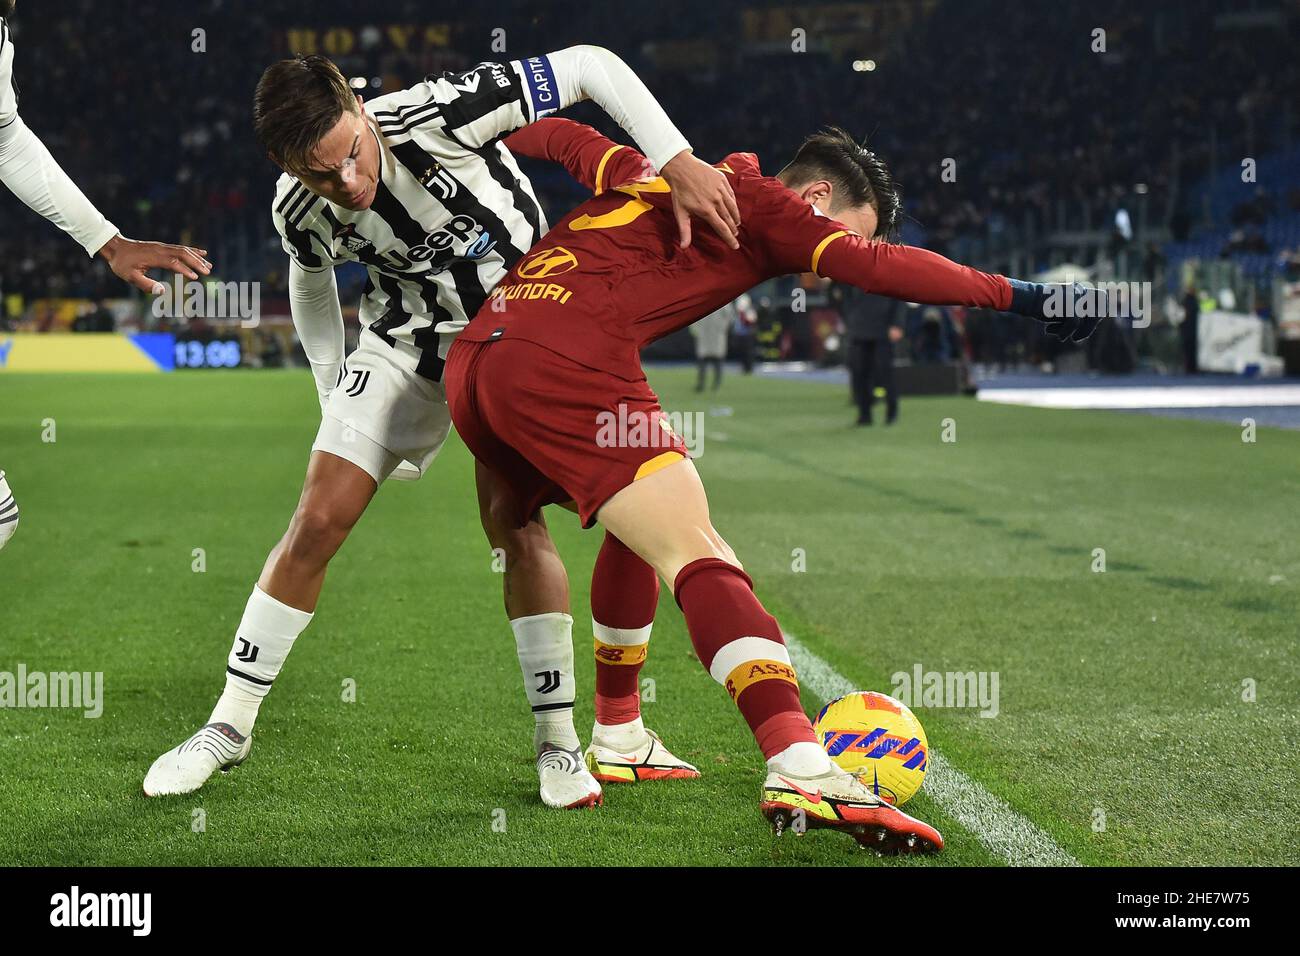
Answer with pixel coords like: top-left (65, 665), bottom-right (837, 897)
top-left (1007, 279), bottom-right (1107, 343)
top-left (888, 326), bottom-right (904, 343)
top-left (661, 150), bottom-right (741, 250)
top-left (97, 234), bottom-right (212, 294)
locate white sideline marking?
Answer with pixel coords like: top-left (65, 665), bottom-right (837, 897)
top-left (783, 631), bottom-right (1081, 867)
top-left (978, 384), bottom-right (1300, 410)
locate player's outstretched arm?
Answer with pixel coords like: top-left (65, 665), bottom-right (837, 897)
top-left (817, 236), bottom-right (1105, 342)
top-left (818, 235), bottom-right (1011, 310)
top-left (288, 259), bottom-right (346, 412)
top-left (0, 114), bottom-right (209, 293)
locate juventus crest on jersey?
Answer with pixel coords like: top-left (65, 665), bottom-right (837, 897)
top-left (272, 57), bottom-right (560, 380)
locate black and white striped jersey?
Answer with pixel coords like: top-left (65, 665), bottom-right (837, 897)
top-left (271, 56), bottom-right (563, 381)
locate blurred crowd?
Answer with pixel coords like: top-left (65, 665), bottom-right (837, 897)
top-left (0, 0), bottom-right (1296, 332)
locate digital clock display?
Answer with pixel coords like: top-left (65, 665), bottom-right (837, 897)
top-left (174, 337), bottom-right (242, 369)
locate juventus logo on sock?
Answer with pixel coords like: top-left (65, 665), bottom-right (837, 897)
top-left (224, 587), bottom-right (314, 697)
top-left (512, 613), bottom-right (576, 730)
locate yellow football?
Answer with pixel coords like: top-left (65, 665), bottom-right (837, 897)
top-left (812, 690), bottom-right (929, 805)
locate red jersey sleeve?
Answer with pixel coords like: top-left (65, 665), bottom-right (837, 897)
top-left (817, 235), bottom-right (1012, 310)
top-left (503, 117), bottom-right (654, 195)
top-left (749, 178), bottom-right (1012, 310)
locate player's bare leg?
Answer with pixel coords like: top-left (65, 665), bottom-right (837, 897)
top-left (475, 463), bottom-right (600, 809)
top-left (258, 451), bottom-right (378, 610)
top-left (585, 530), bottom-right (699, 784)
top-left (476, 461), bottom-right (570, 619)
top-left (143, 451), bottom-right (379, 796)
top-left (595, 457), bottom-right (941, 852)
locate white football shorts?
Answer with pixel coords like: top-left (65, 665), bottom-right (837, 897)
top-left (311, 332), bottom-right (451, 484)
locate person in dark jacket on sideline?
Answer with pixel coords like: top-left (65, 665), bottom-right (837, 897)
top-left (835, 284), bottom-right (906, 425)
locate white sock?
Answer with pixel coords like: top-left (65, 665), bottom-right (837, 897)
top-left (208, 680), bottom-right (262, 739)
top-left (767, 741), bottom-right (834, 778)
top-left (209, 586), bottom-right (313, 736)
top-left (592, 715), bottom-right (646, 747)
top-left (511, 612), bottom-right (579, 754)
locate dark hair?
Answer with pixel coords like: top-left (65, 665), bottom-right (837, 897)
top-left (0, 1), bottom-right (15, 18)
top-left (253, 54), bottom-right (358, 175)
top-left (779, 127), bottom-right (900, 239)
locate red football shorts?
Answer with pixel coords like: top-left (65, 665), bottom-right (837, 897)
top-left (445, 336), bottom-right (689, 528)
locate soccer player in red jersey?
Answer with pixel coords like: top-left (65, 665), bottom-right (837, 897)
top-left (447, 118), bottom-right (1102, 850)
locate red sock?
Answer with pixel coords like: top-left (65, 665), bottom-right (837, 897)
top-left (673, 558), bottom-right (816, 758)
top-left (591, 532), bottom-right (658, 726)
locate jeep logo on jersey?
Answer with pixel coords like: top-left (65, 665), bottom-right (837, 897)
top-left (383, 214), bottom-right (497, 273)
top-left (517, 246), bottom-right (578, 279)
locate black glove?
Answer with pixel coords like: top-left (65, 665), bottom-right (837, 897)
top-left (1007, 279), bottom-right (1107, 343)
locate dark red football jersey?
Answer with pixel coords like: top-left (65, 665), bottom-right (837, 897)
top-left (458, 118), bottom-right (1012, 378)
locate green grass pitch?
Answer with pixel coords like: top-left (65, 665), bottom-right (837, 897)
top-left (1, 367), bottom-right (1296, 866)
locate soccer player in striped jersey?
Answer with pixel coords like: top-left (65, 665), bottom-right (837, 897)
top-left (0, 1), bottom-right (211, 557)
top-left (143, 47), bottom-right (738, 807)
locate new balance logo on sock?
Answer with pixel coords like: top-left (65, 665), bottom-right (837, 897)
top-left (535, 670), bottom-right (561, 694)
top-left (234, 639), bottom-right (260, 663)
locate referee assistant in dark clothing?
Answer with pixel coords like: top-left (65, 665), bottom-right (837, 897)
top-left (835, 284), bottom-right (905, 426)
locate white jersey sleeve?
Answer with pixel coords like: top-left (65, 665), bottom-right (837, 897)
top-left (0, 18), bottom-right (17, 126)
top-left (407, 45), bottom-right (691, 173)
top-left (0, 18), bottom-right (118, 257)
top-left (289, 258), bottom-right (345, 411)
top-left (271, 174), bottom-right (350, 406)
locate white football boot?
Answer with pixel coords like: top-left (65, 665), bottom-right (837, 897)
top-left (143, 722), bottom-right (252, 797)
top-left (537, 743), bottom-right (602, 809)
top-left (0, 471), bottom-right (19, 551)
top-left (761, 765), bottom-right (943, 854)
top-left (585, 724), bottom-right (700, 784)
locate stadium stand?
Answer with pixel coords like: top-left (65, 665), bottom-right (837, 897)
top-left (1, 0), bottom-right (1296, 376)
